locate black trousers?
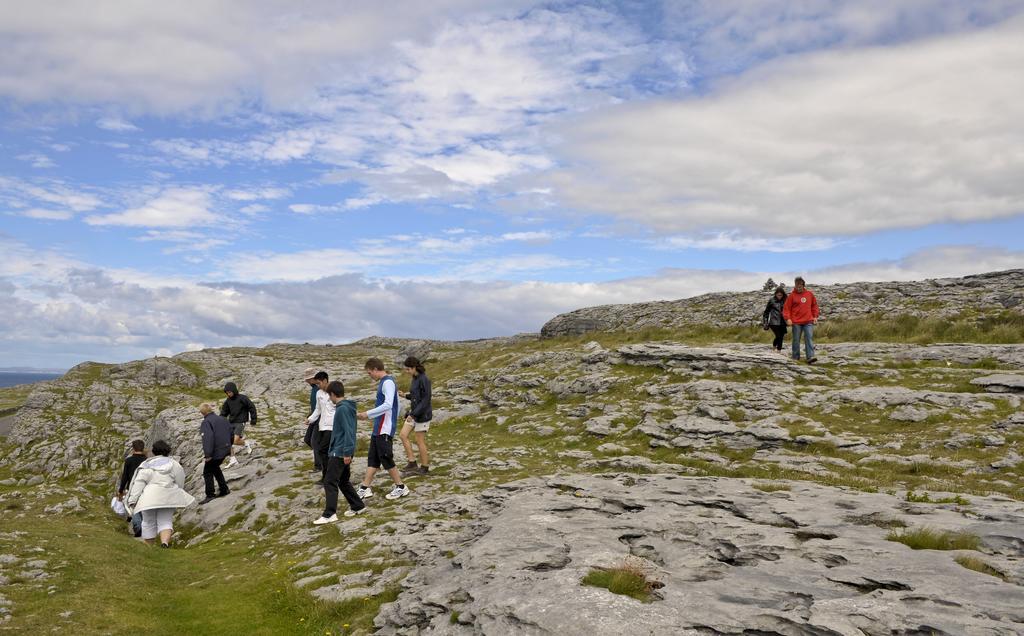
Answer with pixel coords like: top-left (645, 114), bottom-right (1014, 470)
top-left (323, 456), bottom-right (364, 516)
top-left (306, 420), bottom-right (322, 470)
top-left (770, 324), bottom-right (787, 350)
top-left (203, 457), bottom-right (229, 497)
top-left (315, 430), bottom-right (332, 480)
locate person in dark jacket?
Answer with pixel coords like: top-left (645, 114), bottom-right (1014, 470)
top-left (118, 439), bottom-right (147, 537)
top-left (198, 404), bottom-right (233, 504)
top-left (762, 287), bottom-right (788, 353)
top-left (398, 356), bottom-right (432, 476)
top-left (314, 380), bottom-right (365, 524)
top-left (221, 381), bottom-right (257, 469)
top-left (302, 368), bottom-right (322, 472)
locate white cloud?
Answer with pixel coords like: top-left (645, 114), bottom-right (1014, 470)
top-left (95, 116), bottom-right (140, 132)
top-left (546, 16), bottom-right (1024, 236)
top-left (224, 187), bottom-right (290, 201)
top-left (659, 233), bottom-right (839, 253)
top-left (16, 153), bottom-right (55, 168)
top-left (288, 203), bottom-right (342, 215)
top-left (85, 187), bottom-right (218, 228)
top-left (20, 208), bottom-right (74, 221)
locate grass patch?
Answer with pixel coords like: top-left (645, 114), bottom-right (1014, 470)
top-left (905, 491), bottom-right (970, 505)
top-left (887, 527), bottom-right (981, 551)
top-left (752, 482), bottom-right (791, 493)
top-left (954, 555), bottom-right (1004, 579)
top-left (581, 559), bottom-right (660, 603)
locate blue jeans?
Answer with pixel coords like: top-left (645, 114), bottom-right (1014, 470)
top-left (792, 323), bottom-right (815, 360)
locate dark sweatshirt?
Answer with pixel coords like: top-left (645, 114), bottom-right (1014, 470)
top-left (407, 373), bottom-right (433, 423)
top-left (201, 412), bottom-right (233, 460)
top-left (118, 453), bottom-right (146, 495)
top-left (221, 382), bottom-right (257, 425)
top-left (328, 399), bottom-right (358, 458)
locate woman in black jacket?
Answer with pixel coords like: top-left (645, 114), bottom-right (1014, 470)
top-left (762, 287), bottom-right (788, 352)
top-left (399, 356), bottom-right (433, 476)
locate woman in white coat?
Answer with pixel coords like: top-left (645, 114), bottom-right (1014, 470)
top-left (127, 439), bottom-right (196, 547)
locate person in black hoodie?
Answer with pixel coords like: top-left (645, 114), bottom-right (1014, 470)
top-left (198, 403), bottom-right (233, 504)
top-left (762, 286), bottom-right (788, 353)
top-left (117, 439), bottom-right (147, 537)
top-left (221, 381), bottom-right (257, 469)
top-left (398, 356), bottom-right (433, 476)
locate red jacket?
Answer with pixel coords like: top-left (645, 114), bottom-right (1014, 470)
top-left (783, 288), bottom-right (819, 325)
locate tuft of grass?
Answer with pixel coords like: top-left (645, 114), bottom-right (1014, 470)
top-left (450, 611), bottom-right (461, 624)
top-left (954, 555), bottom-right (1004, 579)
top-left (887, 527), bottom-right (981, 551)
top-left (752, 482), bottom-right (791, 493)
top-left (905, 491), bottom-right (970, 505)
top-left (581, 559), bottom-right (660, 603)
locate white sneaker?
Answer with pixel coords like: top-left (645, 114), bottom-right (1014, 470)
top-left (313, 514), bottom-right (338, 525)
top-left (224, 457), bottom-right (239, 469)
top-left (385, 484), bottom-right (410, 500)
top-left (244, 442), bottom-right (253, 455)
top-left (356, 486), bottom-right (373, 499)
top-left (343, 507), bottom-right (367, 517)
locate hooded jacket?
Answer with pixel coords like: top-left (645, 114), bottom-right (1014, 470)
top-left (328, 399), bottom-right (358, 458)
top-left (201, 412), bottom-right (233, 460)
top-left (407, 373), bottom-right (432, 423)
top-left (220, 382), bottom-right (257, 425)
top-left (126, 455), bottom-right (196, 513)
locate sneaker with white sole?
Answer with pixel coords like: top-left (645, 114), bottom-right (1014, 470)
top-left (224, 457), bottom-right (239, 469)
top-left (385, 484), bottom-right (410, 500)
top-left (343, 507), bottom-right (367, 517)
top-left (313, 514), bottom-right (338, 525)
top-left (356, 486), bottom-right (373, 499)
top-left (244, 442), bottom-right (253, 455)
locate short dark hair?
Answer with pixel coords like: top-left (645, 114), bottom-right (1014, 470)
top-left (327, 380), bottom-right (345, 397)
top-left (364, 357), bottom-right (385, 371)
top-left (794, 276), bottom-right (806, 285)
top-left (130, 439), bottom-right (145, 452)
top-left (152, 440), bottom-right (171, 456)
top-left (314, 371), bottom-right (329, 381)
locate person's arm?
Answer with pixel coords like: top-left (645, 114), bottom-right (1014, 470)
top-left (782, 295), bottom-right (793, 324)
top-left (172, 461), bottom-right (185, 489)
top-left (811, 293), bottom-right (820, 322)
top-left (201, 422), bottom-right (213, 459)
top-left (762, 301), bottom-right (772, 322)
top-left (118, 459), bottom-right (132, 496)
top-left (220, 401), bottom-right (229, 417)
top-left (365, 379), bottom-right (396, 418)
top-left (244, 395), bottom-right (257, 426)
top-left (126, 468), bottom-right (149, 507)
top-left (307, 393), bottom-right (323, 425)
top-left (410, 377), bottom-right (431, 421)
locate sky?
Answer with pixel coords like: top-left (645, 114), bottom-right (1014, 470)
top-left (2, 0), bottom-right (1024, 369)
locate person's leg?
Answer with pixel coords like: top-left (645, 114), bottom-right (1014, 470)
top-left (156, 508), bottom-right (174, 546)
top-left (308, 424), bottom-right (322, 470)
top-left (339, 462), bottom-right (365, 511)
top-left (361, 466), bottom-right (378, 487)
top-left (399, 421), bottom-right (416, 466)
top-left (131, 512), bottom-right (143, 537)
top-left (211, 457), bottom-right (228, 495)
top-left (317, 431), bottom-right (332, 482)
top-left (141, 510), bottom-right (158, 544)
top-left (791, 324), bottom-right (803, 360)
top-left (322, 456), bottom-right (341, 518)
top-left (360, 436), bottom-right (381, 488)
top-left (414, 430), bottom-right (429, 468)
top-left (770, 325), bottom-right (783, 350)
top-left (203, 460), bottom-right (216, 498)
top-left (805, 324), bottom-right (816, 361)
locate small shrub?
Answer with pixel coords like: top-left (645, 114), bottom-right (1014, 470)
top-left (450, 611), bottom-right (460, 624)
top-left (905, 491), bottom-right (969, 505)
top-left (954, 555), bottom-right (1004, 579)
top-left (581, 559), bottom-right (660, 603)
top-left (887, 527), bottom-right (981, 551)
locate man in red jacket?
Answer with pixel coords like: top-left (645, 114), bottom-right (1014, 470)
top-left (783, 276), bottom-right (819, 363)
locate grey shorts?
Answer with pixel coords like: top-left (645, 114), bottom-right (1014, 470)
top-left (232, 422), bottom-right (246, 438)
top-left (413, 420), bottom-right (431, 433)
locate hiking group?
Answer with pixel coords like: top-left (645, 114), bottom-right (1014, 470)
top-left (116, 354), bottom-right (433, 544)
top-left (762, 276), bottom-right (820, 364)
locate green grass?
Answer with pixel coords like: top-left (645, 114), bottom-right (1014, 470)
top-left (1, 513), bottom-right (395, 635)
top-left (954, 555), bottom-right (1004, 579)
top-left (905, 491), bottom-right (970, 505)
top-left (887, 527), bottom-right (981, 551)
top-left (581, 561), bottom-right (658, 603)
top-left (752, 482), bottom-right (791, 493)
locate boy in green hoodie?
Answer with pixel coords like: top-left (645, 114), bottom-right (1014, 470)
top-left (314, 380), bottom-right (366, 524)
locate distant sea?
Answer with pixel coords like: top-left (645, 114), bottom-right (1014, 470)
top-left (0, 372), bottom-right (63, 388)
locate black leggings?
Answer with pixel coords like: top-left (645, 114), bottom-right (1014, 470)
top-left (770, 325), bottom-right (787, 350)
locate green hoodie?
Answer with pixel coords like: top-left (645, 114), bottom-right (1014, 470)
top-left (328, 399), bottom-right (358, 458)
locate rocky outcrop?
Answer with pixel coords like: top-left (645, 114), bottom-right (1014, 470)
top-left (377, 473), bottom-right (1024, 635)
top-left (541, 269), bottom-right (1024, 337)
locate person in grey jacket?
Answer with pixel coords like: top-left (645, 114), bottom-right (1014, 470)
top-left (198, 404), bottom-right (232, 505)
top-left (398, 356), bottom-right (432, 476)
top-left (126, 439), bottom-right (196, 547)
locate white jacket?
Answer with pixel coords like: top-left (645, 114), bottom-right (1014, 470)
top-left (308, 388), bottom-right (336, 432)
top-left (126, 456), bottom-right (196, 513)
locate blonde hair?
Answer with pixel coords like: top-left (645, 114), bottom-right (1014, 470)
top-left (199, 403), bottom-right (214, 415)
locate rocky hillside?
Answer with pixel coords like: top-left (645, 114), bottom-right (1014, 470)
top-left (541, 269), bottom-right (1024, 337)
top-left (1, 283), bottom-right (1024, 633)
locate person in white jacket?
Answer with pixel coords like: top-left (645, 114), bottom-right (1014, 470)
top-left (127, 439), bottom-right (196, 547)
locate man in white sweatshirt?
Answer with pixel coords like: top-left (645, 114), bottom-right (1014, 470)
top-left (304, 371), bottom-right (335, 485)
